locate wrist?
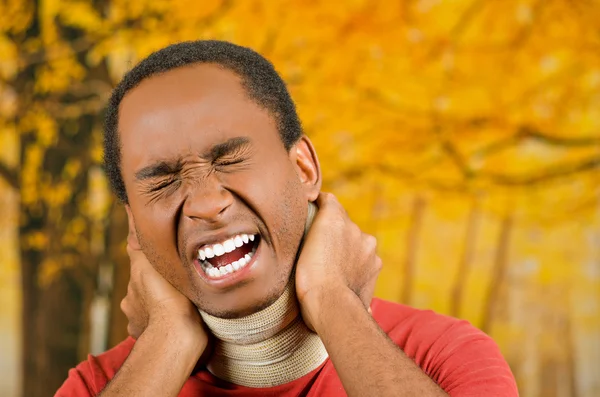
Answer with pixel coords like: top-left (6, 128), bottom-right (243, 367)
top-left (301, 284), bottom-right (358, 334)
top-left (145, 316), bottom-right (208, 356)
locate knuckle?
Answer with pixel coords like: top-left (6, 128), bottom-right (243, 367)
top-left (375, 256), bottom-right (383, 271)
top-left (364, 234), bottom-right (377, 249)
top-left (322, 192), bottom-right (340, 208)
top-left (120, 297), bottom-right (130, 314)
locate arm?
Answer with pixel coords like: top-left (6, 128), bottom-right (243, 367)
top-left (296, 193), bottom-right (448, 397)
top-left (56, 245), bottom-right (208, 397)
top-left (99, 320), bottom-right (204, 396)
top-left (305, 286), bottom-right (447, 397)
top-left (99, 207), bottom-right (208, 396)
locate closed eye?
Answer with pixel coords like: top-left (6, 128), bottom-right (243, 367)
top-left (215, 157), bottom-right (245, 167)
top-left (143, 178), bottom-right (181, 203)
top-left (148, 179), bottom-right (175, 192)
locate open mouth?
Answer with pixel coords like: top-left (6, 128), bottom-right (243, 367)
top-left (197, 233), bottom-right (260, 279)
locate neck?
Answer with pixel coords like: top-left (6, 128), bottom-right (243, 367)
top-left (198, 203), bottom-right (325, 387)
top-left (199, 280), bottom-right (328, 387)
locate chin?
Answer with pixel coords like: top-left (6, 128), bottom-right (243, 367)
top-left (197, 282), bottom-right (286, 319)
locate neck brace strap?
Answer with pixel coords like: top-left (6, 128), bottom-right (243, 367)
top-left (198, 203), bottom-right (328, 387)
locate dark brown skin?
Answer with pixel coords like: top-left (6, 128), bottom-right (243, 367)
top-left (104, 64), bottom-right (447, 397)
top-left (119, 63), bottom-right (314, 319)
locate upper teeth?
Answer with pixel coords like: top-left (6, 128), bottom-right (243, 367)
top-left (198, 233), bottom-right (256, 261)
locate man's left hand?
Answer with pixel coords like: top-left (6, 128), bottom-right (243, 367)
top-left (295, 192), bottom-right (382, 332)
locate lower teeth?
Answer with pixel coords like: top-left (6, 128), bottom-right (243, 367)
top-left (203, 247), bottom-right (256, 278)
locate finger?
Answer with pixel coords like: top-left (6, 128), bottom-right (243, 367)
top-left (126, 244), bottom-right (140, 273)
top-left (363, 233), bottom-right (378, 255)
top-left (126, 243), bottom-right (145, 258)
top-left (121, 294), bottom-right (143, 339)
top-left (315, 192), bottom-right (352, 227)
top-left (120, 296), bottom-right (131, 318)
top-left (127, 322), bottom-right (142, 339)
top-left (127, 244), bottom-right (152, 274)
top-left (359, 278), bottom-right (377, 313)
top-left (374, 255), bottom-right (383, 273)
top-left (359, 256), bottom-right (381, 312)
top-left (315, 191), bottom-right (339, 209)
top-left (125, 205), bottom-right (141, 250)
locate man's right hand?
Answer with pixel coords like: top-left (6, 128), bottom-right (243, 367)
top-left (121, 244), bottom-right (207, 342)
top-left (121, 207), bottom-right (207, 343)
top-left (98, 212), bottom-right (208, 396)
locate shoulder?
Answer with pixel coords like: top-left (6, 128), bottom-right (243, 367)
top-left (55, 337), bottom-right (136, 396)
top-left (371, 299), bottom-right (519, 396)
top-left (371, 298), bottom-right (482, 346)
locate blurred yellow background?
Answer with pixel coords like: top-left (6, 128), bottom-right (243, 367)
top-left (1, 0), bottom-right (599, 396)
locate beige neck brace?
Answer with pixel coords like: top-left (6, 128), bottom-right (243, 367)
top-left (198, 203), bottom-right (328, 388)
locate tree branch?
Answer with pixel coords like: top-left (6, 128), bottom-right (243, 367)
top-left (441, 139), bottom-right (474, 178)
top-left (7, 0), bottom-right (235, 70)
top-left (0, 160), bottom-right (19, 189)
top-left (449, 0), bottom-right (487, 37)
top-left (333, 153), bottom-right (600, 191)
top-left (519, 126), bottom-right (600, 147)
top-left (332, 163), bottom-right (468, 193)
top-left (469, 135), bottom-right (522, 159)
top-left (467, 126), bottom-right (600, 161)
top-left (483, 155), bottom-right (600, 186)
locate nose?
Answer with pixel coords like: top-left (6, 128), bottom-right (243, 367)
top-left (183, 176), bottom-right (234, 222)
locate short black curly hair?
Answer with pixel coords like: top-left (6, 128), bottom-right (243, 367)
top-left (104, 40), bottom-right (303, 203)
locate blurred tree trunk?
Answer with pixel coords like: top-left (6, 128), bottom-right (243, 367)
top-left (12, 0), bottom-right (113, 393)
top-left (20, 116), bottom-right (97, 395)
top-left (450, 195), bottom-right (481, 317)
top-left (107, 204), bottom-right (130, 347)
top-left (15, 7), bottom-right (40, 394)
top-left (401, 196), bottom-right (426, 305)
top-left (564, 306), bottom-right (579, 397)
top-left (481, 212), bottom-right (513, 334)
top-left (540, 357), bottom-right (560, 397)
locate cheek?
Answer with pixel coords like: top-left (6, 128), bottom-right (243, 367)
top-left (270, 175), bottom-right (307, 260)
top-left (134, 208), bottom-right (186, 280)
top-left (224, 159), bottom-right (305, 258)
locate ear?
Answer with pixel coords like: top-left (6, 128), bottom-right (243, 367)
top-left (290, 135), bottom-right (321, 202)
top-left (124, 205), bottom-right (142, 250)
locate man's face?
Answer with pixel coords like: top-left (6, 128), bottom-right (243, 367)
top-left (119, 64), bottom-right (320, 318)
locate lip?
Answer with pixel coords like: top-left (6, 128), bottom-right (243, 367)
top-left (186, 228), bottom-right (258, 267)
top-left (193, 237), bottom-right (262, 289)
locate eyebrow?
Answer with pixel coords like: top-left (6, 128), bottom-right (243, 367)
top-left (203, 136), bottom-right (251, 159)
top-left (134, 159), bottom-right (182, 181)
top-left (134, 136), bottom-right (252, 182)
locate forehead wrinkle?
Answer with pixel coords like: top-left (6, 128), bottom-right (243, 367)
top-left (135, 135), bottom-right (251, 183)
top-left (135, 157), bottom-right (184, 181)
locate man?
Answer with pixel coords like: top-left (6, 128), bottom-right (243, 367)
top-left (57, 40), bottom-right (518, 396)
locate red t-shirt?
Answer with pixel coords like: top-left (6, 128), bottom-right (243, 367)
top-left (56, 298), bottom-right (518, 396)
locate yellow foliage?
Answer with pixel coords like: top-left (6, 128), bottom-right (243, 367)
top-left (23, 231), bottom-right (49, 250)
top-left (0, 0), bottom-right (34, 35)
top-left (0, 35), bottom-right (18, 80)
top-left (46, 181), bottom-right (73, 208)
top-left (86, 166), bottom-right (110, 222)
top-left (35, 56), bottom-right (86, 94)
top-left (38, 255), bottom-right (76, 287)
top-left (57, 0), bottom-right (104, 33)
top-left (62, 159), bottom-right (81, 180)
top-left (20, 144), bottom-right (43, 205)
top-left (1, 0), bottom-right (600, 395)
